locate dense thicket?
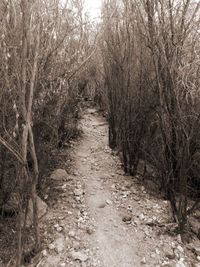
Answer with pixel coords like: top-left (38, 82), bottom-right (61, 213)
top-left (1, 0), bottom-right (200, 264)
top-left (0, 0), bottom-right (95, 265)
top-left (95, 0), bottom-right (200, 237)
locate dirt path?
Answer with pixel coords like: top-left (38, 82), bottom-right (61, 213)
top-left (37, 107), bottom-right (198, 267)
top-left (76, 108), bottom-right (141, 267)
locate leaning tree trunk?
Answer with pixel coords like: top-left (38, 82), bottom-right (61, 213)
top-left (16, 1), bottom-right (41, 265)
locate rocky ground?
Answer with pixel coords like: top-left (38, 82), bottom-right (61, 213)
top-left (27, 107), bottom-right (200, 267)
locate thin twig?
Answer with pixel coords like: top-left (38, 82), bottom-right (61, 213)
top-left (0, 136), bottom-right (24, 164)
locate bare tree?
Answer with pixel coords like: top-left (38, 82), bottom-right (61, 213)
top-left (98, 0), bottom-right (200, 239)
top-left (0, 0), bottom-right (95, 265)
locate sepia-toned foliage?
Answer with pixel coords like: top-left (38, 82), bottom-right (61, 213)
top-left (0, 0), bottom-right (200, 264)
top-left (0, 0), bottom-right (94, 265)
top-left (97, 0), bottom-right (200, 238)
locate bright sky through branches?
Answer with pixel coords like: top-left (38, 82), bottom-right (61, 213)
top-left (60, 0), bottom-right (102, 20)
top-left (84, 0), bottom-right (102, 19)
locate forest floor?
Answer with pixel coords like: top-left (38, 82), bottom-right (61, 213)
top-left (29, 107), bottom-right (200, 267)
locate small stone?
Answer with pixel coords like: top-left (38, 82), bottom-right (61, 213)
top-left (66, 211), bottom-right (73, 215)
top-left (72, 240), bottom-right (80, 250)
top-left (165, 248), bottom-right (175, 260)
top-left (177, 234), bottom-right (182, 243)
top-left (161, 261), bottom-right (171, 267)
top-left (125, 181), bottom-right (133, 189)
top-left (69, 231), bottom-right (76, 237)
top-left (48, 243), bottom-right (55, 250)
top-left (122, 191), bottom-right (129, 198)
top-left (139, 214), bottom-right (145, 221)
top-left (106, 199), bottom-right (112, 205)
top-left (62, 184), bottom-right (67, 189)
top-left (161, 261), bottom-right (170, 267)
top-left (59, 263), bottom-right (66, 267)
top-left (122, 215), bottom-right (132, 222)
top-left (197, 256), bottom-right (200, 262)
top-left (145, 218), bottom-right (153, 225)
top-left (55, 237), bottom-right (64, 253)
top-left (42, 250), bottom-right (47, 257)
top-left (127, 205), bottom-right (132, 211)
top-left (98, 203), bottom-right (106, 208)
top-left (177, 245), bottom-right (184, 253)
top-left (74, 188), bottom-right (84, 196)
top-left (78, 217), bottom-right (84, 224)
top-left (87, 226), bottom-right (94, 235)
top-left (111, 184), bottom-right (116, 189)
top-left (155, 249), bottom-right (160, 255)
top-left (171, 242), bottom-right (176, 249)
top-left (141, 257), bottom-right (146, 264)
top-left (50, 169), bottom-right (67, 180)
top-left (71, 251), bottom-right (88, 262)
top-left (121, 186), bottom-right (126, 191)
top-left (144, 229), bottom-right (150, 236)
top-left (57, 227), bottom-right (63, 232)
top-left (176, 258), bottom-right (186, 267)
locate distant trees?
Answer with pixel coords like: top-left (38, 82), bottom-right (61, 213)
top-left (98, 0), bottom-right (200, 238)
top-left (0, 0), bottom-right (93, 265)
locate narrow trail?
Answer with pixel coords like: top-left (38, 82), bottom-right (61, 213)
top-left (39, 107), bottom-right (196, 267)
top-left (75, 108), bottom-right (141, 266)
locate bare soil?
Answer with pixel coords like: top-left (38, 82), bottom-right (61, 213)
top-left (27, 107), bottom-right (200, 267)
